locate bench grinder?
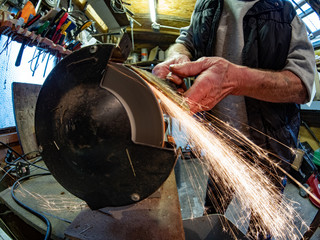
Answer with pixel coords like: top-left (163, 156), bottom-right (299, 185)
top-left (35, 44), bottom-right (177, 210)
top-left (34, 44), bottom-right (247, 240)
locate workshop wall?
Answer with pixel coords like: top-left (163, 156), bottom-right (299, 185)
top-left (0, 35), bottom-right (55, 128)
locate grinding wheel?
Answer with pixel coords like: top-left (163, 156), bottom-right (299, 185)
top-left (35, 44), bottom-right (177, 209)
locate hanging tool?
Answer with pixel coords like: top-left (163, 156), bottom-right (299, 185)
top-left (51, 12), bottom-right (68, 41)
top-left (57, 32), bottom-right (66, 45)
top-left (67, 0), bottom-right (73, 12)
top-left (15, 39), bottom-right (28, 66)
top-left (42, 9), bottom-right (66, 38)
top-left (35, 0), bottom-right (42, 14)
top-left (20, 1), bottom-right (36, 23)
top-left (66, 40), bottom-right (81, 51)
top-left (73, 20), bottom-right (91, 38)
top-left (24, 13), bottom-right (42, 28)
top-left (37, 20), bottom-right (50, 35)
top-left (52, 18), bottom-right (70, 44)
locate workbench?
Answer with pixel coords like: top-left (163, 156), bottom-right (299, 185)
top-left (0, 166), bottom-right (83, 239)
top-left (0, 165), bottom-right (246, 240)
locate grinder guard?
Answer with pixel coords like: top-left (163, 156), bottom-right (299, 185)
top-left (35, 44), bottom-right (177, 209)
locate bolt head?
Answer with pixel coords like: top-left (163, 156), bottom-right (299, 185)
top-left (89, 45), bottom-right (97, 53)
top-left (131, 193), bottom-right (140, 202)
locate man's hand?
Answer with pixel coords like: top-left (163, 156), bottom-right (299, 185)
top-left (152, 43), bottom-right (192, 92)
top-left (170, 57), bottom-right (239, 113)
top-left (169, 56), bottom-right (308, 114)
top-left (152, 53), bottom-right (190, 92)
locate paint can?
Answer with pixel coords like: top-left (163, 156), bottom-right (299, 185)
top-left (141, 48), bottom-right (148, 62)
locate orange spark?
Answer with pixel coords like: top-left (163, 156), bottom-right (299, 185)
top-left (148, 83), bottom-right (308, 240)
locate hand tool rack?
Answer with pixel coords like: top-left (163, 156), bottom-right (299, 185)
top-left (0, 18), bottom-right (72, 56)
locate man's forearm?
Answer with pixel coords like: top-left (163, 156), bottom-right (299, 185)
top-left (234, 65), bottom-right (308, 104)
top-left (167, 43), bottom-right (193, 59)
top-left (168, 57), bottom-right (309, 112)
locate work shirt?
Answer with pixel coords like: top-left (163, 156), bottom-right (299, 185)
top-left (176, 0), bottom-right (315, 137)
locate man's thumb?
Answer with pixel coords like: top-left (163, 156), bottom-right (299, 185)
top-left (169, 61), bottom-right (203, 77)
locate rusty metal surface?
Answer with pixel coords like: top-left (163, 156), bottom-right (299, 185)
top-left (12, 82), bottom-right (42, 156)
top-left (183, 214), bottom-right (248, 240)
top-left (65, 172), bottom-right (185, 240)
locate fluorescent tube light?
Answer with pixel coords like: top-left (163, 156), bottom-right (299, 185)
top-left (149, 0), bottom-right (156, 23)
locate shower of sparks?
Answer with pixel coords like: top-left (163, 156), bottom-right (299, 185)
top-left (142, 77), bottom-right (311, 239)
top-left (10, 173), bottom-right (87, 213)
top-left (11, 181), bottom-right (86, 213)
top-left (0, 165), bottom-right (86, 214)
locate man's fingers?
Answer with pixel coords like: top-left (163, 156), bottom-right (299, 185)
top-left (169, 60), bottom-right (205, 78)
top-left (166, 72), bottom-right (184, 85)
top-left (180, 81), bottom-right (187, 91)
top-left (177, 88), bottom-right (185, 94)
top-left (184, 83), bottom-right (204, 113)
top-left (184, 76), bottom-right (214, 113)
top-left (152, 66), bottom-right (169, 79)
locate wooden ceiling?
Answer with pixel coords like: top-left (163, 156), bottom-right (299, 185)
top-left (73, 0), bottom-right (197, 52)
top-left (124, 0), bottom-right (196, 51)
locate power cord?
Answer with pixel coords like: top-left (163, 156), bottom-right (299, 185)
top-left (0, 166), bottom-right (15, 182)
top-left (0, 141), bottom-right (49, 180)
top-left (11, 173), bottom-right (52, 240)
top-left (1, 141), bottom-right (74, 238)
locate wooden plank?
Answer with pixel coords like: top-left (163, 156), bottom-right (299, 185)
top-left (12, 83), bottom-right (42, 156)
top-left (0, 132), bottom-right (19, 145)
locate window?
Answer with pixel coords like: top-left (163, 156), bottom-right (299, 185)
top-left (289, 0), bottom-right (320, 40)
top-left (0, 36), bottom-right (55, 128)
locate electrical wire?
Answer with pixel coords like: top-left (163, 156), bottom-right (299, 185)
top-left (1, 142), bottom-right (73, 236)
top-left (5, 150), bottom-right (40, 165)
top-left (0, 141), bottom-right (49, 171)
top-left (0, 166), bottom-right (15, 183)
top-left (11, 173), bottom-right (52, 240)
top-left (0, 140), bottom-right (24, 160)
top-left (41, 211), bottom-right (72, 224)
top-left (110, 0), bottom-right (126, 14)
top-left (20, 157), bottom-right (48, 171)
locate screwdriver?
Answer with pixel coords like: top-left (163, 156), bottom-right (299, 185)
top-left (73, 20), bottom-right (91, 38)
top-left (42, 9), bottom-right (66, 38)
top-left (51, 12), bottom-right (68, 40)
top-left (52, 20), bottom-right (71, 44)
top-left (37, 21), bottom-right (50, 35)
top-left (24, 13), bottom-right (41, 28)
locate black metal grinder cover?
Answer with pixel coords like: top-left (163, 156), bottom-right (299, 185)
top-left (35, 44), bottom-right (177, 209)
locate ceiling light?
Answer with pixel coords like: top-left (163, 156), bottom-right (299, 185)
top-left (149, 0), bottom-right (156, 23)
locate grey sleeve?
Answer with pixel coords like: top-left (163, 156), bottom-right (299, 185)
top-left (175, 13), bottom-right (196, 57)
top-left (284, 15), bottom-right (316, 102)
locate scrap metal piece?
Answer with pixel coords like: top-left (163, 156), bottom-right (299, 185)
top-left (12, 82), bottom-right (42, 157)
